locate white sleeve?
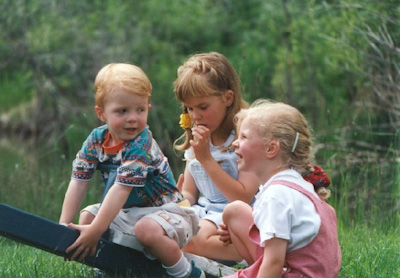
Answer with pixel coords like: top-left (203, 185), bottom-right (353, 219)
top-left (253, 186), bottom-right (293, 247)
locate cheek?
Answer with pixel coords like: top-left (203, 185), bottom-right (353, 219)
top-left (138, 115), bottom-right (148, 126)
top-left (242, 146), bottom-right (256, 160)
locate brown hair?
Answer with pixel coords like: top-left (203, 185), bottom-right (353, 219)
top-left (173, 52), bottom-right (248, 151)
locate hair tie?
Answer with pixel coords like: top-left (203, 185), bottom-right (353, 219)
top-left (302, 165), bottom-right (331, 189)
top-left (291, 132), bottom-right (300, 153)
top-left (179, 113), bottom-right (192, 130)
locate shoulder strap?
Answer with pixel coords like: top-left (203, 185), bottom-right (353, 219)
top-left (270, 179), bottom-right (321, 205)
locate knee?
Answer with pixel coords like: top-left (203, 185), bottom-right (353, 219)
top-left (223, 200), bottom-right (248, 224)
top-left (79, 211), bottom-right (95, 225)
top-left (134, 217), bottom-right (162, 246)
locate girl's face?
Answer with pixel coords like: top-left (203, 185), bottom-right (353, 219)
top-left (95, 90), bottom-right (151, 145)
top-left (183, 93), bottom-right (233, 134)
top-left (233, 117), bottom-right (267, 177)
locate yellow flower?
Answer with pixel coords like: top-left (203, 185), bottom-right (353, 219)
top-left (179, 113), bottom-right (192, 130)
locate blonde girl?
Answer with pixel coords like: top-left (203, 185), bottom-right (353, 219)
top-left (221, 99), bottom-right (341, 278)
top-left (174, 52), bottom-right (259, 261)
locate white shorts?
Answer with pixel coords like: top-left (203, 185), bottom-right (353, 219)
top-left (82, 202), bottom-right (200, 259)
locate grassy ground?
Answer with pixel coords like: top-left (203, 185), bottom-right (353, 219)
top-left (1, 224), bottom-right (400, 278)
top-left (0, 237), bottom-right (94, 277)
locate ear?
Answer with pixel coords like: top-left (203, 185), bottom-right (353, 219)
top-left (224, 90), bottom-right (234, 107)
top-left (95, 105), bottom-right (106, 123)
top-left (265, 139), bottom-right (280, 159)
top-left (148, 103), bottom-right (152, 111)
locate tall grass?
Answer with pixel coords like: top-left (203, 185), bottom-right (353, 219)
top-left (338, 225), bottom-right (400, 277)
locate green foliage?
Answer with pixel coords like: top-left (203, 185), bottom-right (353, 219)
top-left (0, 0), bottom-right (398, 228)
top-left (0, 72), bottom-right (34, 111)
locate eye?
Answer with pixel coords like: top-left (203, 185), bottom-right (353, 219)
top-left (187, 107), bottom-right (194, 112)
top-left (138, 107), bottom-right (146, 113)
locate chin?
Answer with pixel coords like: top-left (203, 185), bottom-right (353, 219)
top-left (237, 163), bottom-right (246, 172)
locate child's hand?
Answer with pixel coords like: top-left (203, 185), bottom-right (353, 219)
top-left (65, 223), bottom-right (102, 262)
top-left (190, 125), bottom-right (212, 162)
top-left (217, 223), bottom-right (232, 246)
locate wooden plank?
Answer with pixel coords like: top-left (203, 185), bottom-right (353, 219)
top-left (0, 203), bottom-right (237, 278)
top-left (0, 203), bottom-right (166, 277)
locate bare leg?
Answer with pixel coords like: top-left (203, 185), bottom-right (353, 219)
top-left (223, 201), bottom-right (257, 264)
top-left (79, 210), bottom-right (95, 225)
top-left (134, 217), bottom-right (182, 266)
top-left (182, 219), bottom-right (243, 261)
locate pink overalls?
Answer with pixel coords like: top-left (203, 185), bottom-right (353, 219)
top-left (225, 180), bottom-right (341, 278)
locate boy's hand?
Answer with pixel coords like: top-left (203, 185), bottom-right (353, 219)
top-left (217, 223), bottom-right (232, 246)
top-left (66, 223), bottom-right (102, 262)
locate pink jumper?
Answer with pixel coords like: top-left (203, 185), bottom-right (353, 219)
top-left (225, 180), bottom-right (341, 278)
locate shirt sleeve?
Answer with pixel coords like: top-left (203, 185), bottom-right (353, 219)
top-left (71, 129), bottom-right (103, 181)
top-left (253, 186), bottom-right (293, 247)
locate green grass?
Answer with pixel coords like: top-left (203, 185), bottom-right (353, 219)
top-left (0, 237), bottom-right (94, 278)
top-left (2, 225), bottom-right (400, 277)
top-left (338, 225), bottom-right (400, 278)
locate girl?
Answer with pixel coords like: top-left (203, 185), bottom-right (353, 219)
top-left (173, 52), bottom-right (260, 261)
top-left (220, 99), bottom-right (341, 278)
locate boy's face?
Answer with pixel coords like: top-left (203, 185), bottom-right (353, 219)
top-left (95, 90), bottom-right (151, 144)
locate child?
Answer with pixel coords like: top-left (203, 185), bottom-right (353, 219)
top-left (59, 63), bottom-right (204, 278)
top-left (173, 52), bottom-right (260, 261)
top-left (220, 99), bottom-right (341, 277)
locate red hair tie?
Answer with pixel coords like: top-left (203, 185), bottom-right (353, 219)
top-left (302, 165), bottom-right (331, 190)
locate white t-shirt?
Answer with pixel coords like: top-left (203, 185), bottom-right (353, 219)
top-left (253, 169), bottom-right (321, 252)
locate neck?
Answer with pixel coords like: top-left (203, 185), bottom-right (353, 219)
top-left (259, 165), bottom-right (289, 185)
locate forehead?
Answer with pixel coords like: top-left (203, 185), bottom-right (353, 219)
top-left (239, 117), bottom-right (258, 133)
top-left (105, 90), bottom-right (149, 105)
top-left (183, 95), bottom-right (221, 107)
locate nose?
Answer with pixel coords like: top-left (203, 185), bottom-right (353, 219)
top-left (127, 111), bottom-right (137, 122)
top-left (232, 139), bottom-right (239, 148)
top-left (191, 110), bottom-right (201, 121)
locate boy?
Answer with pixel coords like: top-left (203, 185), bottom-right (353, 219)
top-left (59, 63), bottom-right (203, 278)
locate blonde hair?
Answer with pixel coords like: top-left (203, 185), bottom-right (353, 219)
top-left (235, 99), bottom-right (331, 199)
top-left (94, 63), bottom-right (152, 108)
top-left (173, 52), bottom-right (248, 151)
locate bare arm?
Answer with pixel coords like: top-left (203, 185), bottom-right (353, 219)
top-left (59, 179), bottom-right (89, 224)
top-left (257, 238), bottom-right (287, 278)
top-left (191, 126), bottom-right (259, 203)
top-left (66, 184), bottom-right (131, 261)
top-left (178, 165), bottom-right (200, 206)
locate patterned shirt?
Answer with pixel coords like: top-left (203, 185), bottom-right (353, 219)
top-left (72, 125), bottom-right (183, 207)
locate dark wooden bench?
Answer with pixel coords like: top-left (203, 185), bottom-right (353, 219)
top-left (0, 203), bottom-right (235, 277)
top-left (0, 203), bottom-right (169, 277)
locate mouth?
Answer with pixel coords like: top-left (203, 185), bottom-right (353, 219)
top-left (125, 127), bottom-right (138, 133)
